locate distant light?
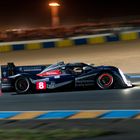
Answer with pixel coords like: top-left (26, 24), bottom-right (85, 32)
top-left (49, 2), bottom-right (60, 7)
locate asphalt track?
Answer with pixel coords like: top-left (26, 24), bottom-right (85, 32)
top-left (1, 76), bottom-right (140, 111)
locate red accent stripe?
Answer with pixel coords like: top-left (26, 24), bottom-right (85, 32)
top-left (37, 70), bottom-right (61, 77)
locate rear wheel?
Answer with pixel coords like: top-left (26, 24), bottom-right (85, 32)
top-left (15, 77), bottom-right (31, 94)
top-left (96, 73), bottom-right (114, 89)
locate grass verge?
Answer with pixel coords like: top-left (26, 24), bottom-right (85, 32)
top-left (0, 129), bottom-right (118, 140)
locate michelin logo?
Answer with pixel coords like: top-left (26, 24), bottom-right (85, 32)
top-left (47, 82), bottom-right (56, 89)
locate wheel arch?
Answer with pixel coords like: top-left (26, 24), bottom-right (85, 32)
top-left (96, 69), bottom-right (126, 88)
top-left (14, 75), bottom-right (33, 94)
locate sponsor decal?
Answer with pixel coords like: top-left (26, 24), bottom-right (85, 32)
top-left (37, 70), bottom-right (61, 77)
top-left (75, 73), bottom-right (96, 80)
top-left (47, 81), bottom-right (72, 89)
top-left (19, 66), bottom-right (42, 72)
top-left (36, 82), bottom-right (47, 90)
top-left (2, 72), bottom-right (7, 77)
top-left (47, 82), bottom-right (56, 89)
top-left (19, 67), bottom-right (23, 71)
top-left (54, 75), bottom-right (60, 79)
top-left (75, 80), bottom-right (94, 87)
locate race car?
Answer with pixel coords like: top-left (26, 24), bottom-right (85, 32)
top-left (1, 61), bottom-right (132, 94)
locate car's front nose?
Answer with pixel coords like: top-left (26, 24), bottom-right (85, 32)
top-left (118, 69), bottom-right (132, 87)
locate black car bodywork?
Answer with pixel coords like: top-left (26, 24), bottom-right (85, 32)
top-left (1, 62), bottom-right (132, 94)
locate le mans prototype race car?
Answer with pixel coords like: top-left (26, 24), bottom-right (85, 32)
top-left (1, 62), bottom-right (132, 94)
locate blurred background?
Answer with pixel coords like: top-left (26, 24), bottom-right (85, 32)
top-left (0, 0), bottom-right (140, 42)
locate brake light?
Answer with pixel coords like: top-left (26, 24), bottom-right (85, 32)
top-left (37, 70), bottom-right (61, 77)
top-left (2, 78), bottom-right (8, 82)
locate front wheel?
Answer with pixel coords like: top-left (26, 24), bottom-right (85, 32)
top-left (15, 77), bottom-right (31, 94)
top-left (96, 73), bottom-right (114, 89)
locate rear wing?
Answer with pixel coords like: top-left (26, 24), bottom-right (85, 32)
top-left (1, 62), bottom-right (47, 80)
top-left (1, 63), bottom-right (16, 79)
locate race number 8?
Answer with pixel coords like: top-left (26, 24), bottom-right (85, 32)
top-left (36, 82), bottom-right (46, 90)
top-left (39, 82), bottom-right (44, 89)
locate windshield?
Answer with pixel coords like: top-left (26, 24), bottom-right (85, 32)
top-left (41, 62), bottom-right (65, 73)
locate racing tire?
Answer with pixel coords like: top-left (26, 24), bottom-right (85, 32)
top-left (14, 77), bottom-right (31, 94)
top-left (96, 73), bottom-right (114, 89)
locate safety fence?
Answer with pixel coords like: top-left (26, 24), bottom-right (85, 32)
top-left (0, 31), bottom-right (140, 53)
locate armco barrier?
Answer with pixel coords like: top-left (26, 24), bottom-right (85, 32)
top-left (0, 31), bottom-right (140, 53)
top-left (0, 110), bottom-right (140, 120)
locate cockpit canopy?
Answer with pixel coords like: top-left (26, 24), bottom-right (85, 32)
top-left (37, 61), bottom-right (94, 77)
top-left (41, 61), bottom-right (65, 73)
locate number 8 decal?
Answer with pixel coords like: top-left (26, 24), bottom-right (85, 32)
top-left (39, 82), bottom-right (44, 89)
top-left (36, 82), bottom-right (47, 90)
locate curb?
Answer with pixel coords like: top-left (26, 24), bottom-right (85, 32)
top-left (0, 110), bottom-right (140, 120)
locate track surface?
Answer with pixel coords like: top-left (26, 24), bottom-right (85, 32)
top-left (1, 76), bottom-right (140, 111)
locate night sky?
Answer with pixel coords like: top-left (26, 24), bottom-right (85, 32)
top-left (0, 0), bottom-right (140, 28)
